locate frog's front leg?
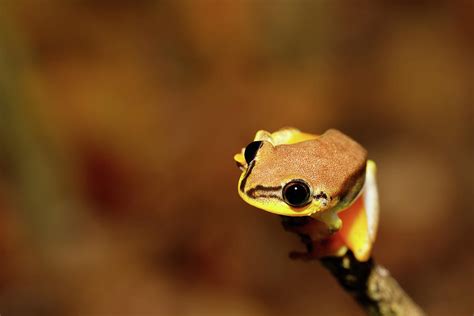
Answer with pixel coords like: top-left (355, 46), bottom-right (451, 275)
top-left (281, 216), bottom-right (346, 261)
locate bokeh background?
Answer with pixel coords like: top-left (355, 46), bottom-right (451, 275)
top-left (0, 1), bottom-right (473, 315)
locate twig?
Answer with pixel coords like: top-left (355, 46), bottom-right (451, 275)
top-left (281, 216), bottom-right (426, 316)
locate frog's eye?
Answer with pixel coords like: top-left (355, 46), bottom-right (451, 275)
top-left (283, 180), bottom-right (311, 207)
top-left (244, 141), bottom-right (263, 164)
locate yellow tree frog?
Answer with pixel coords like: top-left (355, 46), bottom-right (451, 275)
top-left (234, 128), bottom-right (379, 262)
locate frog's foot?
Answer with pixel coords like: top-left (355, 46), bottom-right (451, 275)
top-left (281, 216), bottom-right (331, 240)
top-left (281, 216), bottom-right (347, 261)
top-left (289, 239), bottom-right (347, 261)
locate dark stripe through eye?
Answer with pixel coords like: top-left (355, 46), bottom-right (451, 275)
top-left (246, 185), bottom-right (282, 198)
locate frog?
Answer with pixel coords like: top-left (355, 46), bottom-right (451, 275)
top-left (234, 128), bottom-right (379, 261)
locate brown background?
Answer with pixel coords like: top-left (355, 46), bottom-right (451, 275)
top-left (0, 1), bottom-right (472, 315)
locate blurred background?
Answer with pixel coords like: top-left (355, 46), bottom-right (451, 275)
top-left (0, 1), bottom-right (472, 315)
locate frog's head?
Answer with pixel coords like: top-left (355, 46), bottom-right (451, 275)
top-left (235, 128), bottom-right (367, 222)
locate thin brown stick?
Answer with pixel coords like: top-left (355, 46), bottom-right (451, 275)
top-left (281, 216), bottom-right (426, 316)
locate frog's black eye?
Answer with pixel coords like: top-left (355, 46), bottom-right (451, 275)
top-left (283, 180), bottom-right (311, 207)
top-left (244, 141), bottom-right (263, 164)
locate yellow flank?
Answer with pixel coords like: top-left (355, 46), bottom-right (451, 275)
top-left (344, 206), bottom-right (370, 261)
top-left (364, 160), bottom-right (379, 244)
